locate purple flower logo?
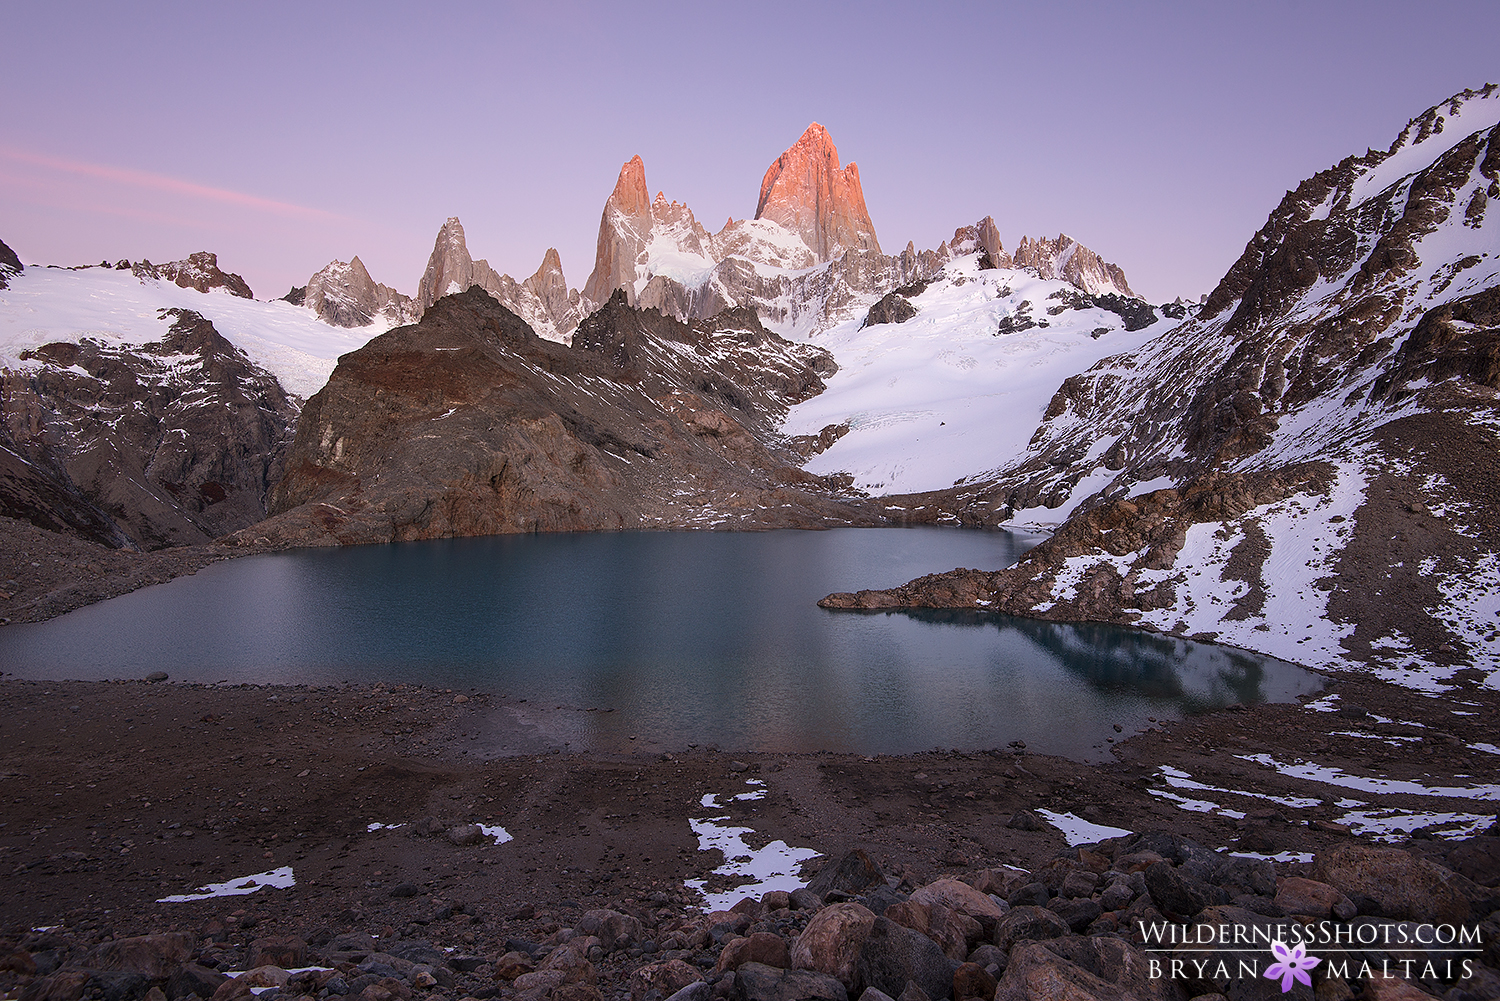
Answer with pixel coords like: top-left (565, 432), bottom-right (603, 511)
top-left (1264, 940), bottom-right (1320, 993)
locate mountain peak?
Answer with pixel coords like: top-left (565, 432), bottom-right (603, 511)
top-left (755, 123), bottom-right (880, 262)
top-left (609, 156), bottom-right (651, 220)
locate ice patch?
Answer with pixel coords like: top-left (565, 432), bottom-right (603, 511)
top-left (366, 822), bottom-right (405, 831)
top-left (157, 866), bottom-right (295, 902)
top-left (1037, 808), bottom-right (1132, 846)
top-left (478, 824), bottom-right (513, 845)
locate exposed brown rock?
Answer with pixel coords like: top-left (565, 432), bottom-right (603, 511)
top-left (245, 288), bottom-right (881, 547)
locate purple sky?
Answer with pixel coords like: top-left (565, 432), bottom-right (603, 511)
top-left (3, 1), bottom-right (1498, 305)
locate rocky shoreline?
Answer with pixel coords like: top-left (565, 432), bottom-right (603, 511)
top-left (1, 667), bottom-right (1497, 1001)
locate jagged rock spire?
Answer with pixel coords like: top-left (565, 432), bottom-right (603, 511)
top-left (754, 123), bottom-right (881, 262)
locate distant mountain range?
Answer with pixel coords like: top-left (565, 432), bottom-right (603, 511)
top-left (3, 86), bottom-right (1497, 691)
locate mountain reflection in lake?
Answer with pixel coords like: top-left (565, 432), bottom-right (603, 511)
top-left (0, 529), bottom-right (1323, 760)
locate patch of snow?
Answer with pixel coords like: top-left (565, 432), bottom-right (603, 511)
top-left (477, 824), bottom-right (513, 845)
top-left (1237, 753), bottom-right (1500, 800)
top-left (1335, 808), bottom-right (1495, 843)
top-left (685, 782), bottom-right (819, 911)
top-left (157, 865), bottom-right (295, 903)
top-left (1036, 808), bottom-right (1132, 846)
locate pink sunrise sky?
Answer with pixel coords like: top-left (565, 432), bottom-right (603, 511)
top-left (3, 0), bottom-right (1497, 305)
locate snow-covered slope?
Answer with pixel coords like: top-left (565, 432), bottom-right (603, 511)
top-left (783, 254), bottom-right (1180, 494)
top-left (1, 266), bottom-right (382, 397)
top-left (823, 84), bottom-right (1500, 691)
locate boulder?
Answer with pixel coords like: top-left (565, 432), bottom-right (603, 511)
top-left (1273, 877), bottom-right (1355, 920)
top-left (166, 965), bottom-right (228, 1000)
top-left (855, 916), bottom-right (958, 1001)
top-left (908, 879), bottom-right (1006, 923)
top-left (951, 963), bottom-right (996, 1001)
top-left (87, 934), bottom-right (194, 979)
top-left (1314, 845), bottom-right (1470, 923)
top-left (717, 933), bottom-right (790, 973)
top-left (992, 906), bottom-right (1070, 955)
top-left (577, 909), bottom-right (644, 952)
top-left (791, 903), bottom-right (877, 990)
top-left (630, 959), bottom-right (703, 1001)
top-left (807, 851), bottom-right (888, 900)
top-left (248, 938), bottom-right (308, 970)
top-left (1144, 861), bottom-right (1229, 918)
top-left (994, 938), bottom-right (1173, 1001)
top-left (731, 962), bottom-right (848, 1001)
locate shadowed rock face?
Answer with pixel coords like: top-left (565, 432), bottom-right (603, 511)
top-left (245, 288), bottom-right (881, 547)
top-left (756, 123), bottom-right (881, 262)
top-left (0, 237), bottom-right (21, 289)
top-left (1, 310), bottom-right (298, 549)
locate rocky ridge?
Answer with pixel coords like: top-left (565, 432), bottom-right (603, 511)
top-left (820, 84), bottom-right (1500, 690)
top-left (238, 287), bottom-right (881, 548)
top-left (576, 128), bottom-right (1145, 339)
top-left (1010, 234), bottom-right (1134, 298)
top-left (1, 309), bottom-right (299, 549)
top-left (416, 219), bottom-right (593, 343)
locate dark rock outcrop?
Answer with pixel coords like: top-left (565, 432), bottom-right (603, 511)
top-left (245, 288), bottom-right (882, 547)
top-left (1, 310), bottom-right (298, 549)
top-left (0, 236), bottom-right (21, 289)
top-left (157, 252), bottom-right (253, 299)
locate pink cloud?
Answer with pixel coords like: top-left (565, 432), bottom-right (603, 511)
top-left (0, 146), bottom-right (345, 223)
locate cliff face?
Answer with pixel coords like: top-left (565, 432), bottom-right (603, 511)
top-left (1, 310), bottom-right (298, 549)
top-left (754, 122), bottom-right (882, 262)
top-left (244, 288), bottom-right (879, 547)
top-left (822, 85), bottom-right (1500, 690)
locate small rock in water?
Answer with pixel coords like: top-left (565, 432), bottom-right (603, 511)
top-left (145, 671), bottom-right (168, 683)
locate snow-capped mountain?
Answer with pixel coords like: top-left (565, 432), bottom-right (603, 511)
top-left (576, 124), bottom-right (1143, 338)
top-left (288, 256), bottom-right (420, 329)
top-left (824, 84), bottom-right (1500, 692)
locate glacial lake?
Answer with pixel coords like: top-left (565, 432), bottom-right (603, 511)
top-left (0, 528), bottom-right (1323, 759)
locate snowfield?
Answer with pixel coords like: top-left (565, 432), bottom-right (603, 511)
top-left (782, 254), bottom-right (1180, 494)
top-left (0, 266), bottom-right (388, 397)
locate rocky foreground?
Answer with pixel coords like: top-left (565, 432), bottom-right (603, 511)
top-left (1, 674), bottom-right (1498, 1001)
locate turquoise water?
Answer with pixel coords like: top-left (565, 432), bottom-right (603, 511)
top-left (0, 528), bottom-right (1322, 758)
